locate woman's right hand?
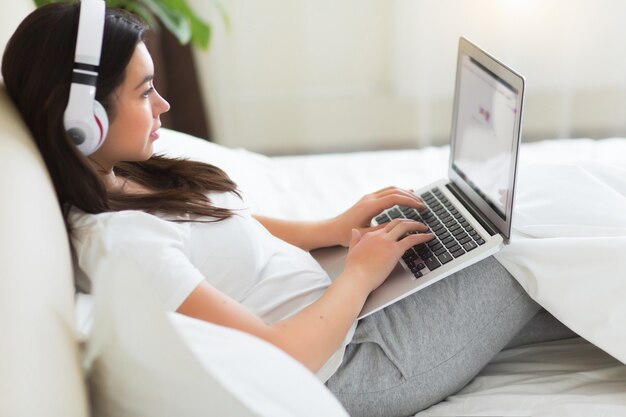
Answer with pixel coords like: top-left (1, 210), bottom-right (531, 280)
top-left (342, 219), bottom-right (435, 294)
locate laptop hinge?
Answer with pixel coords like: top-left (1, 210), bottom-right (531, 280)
top-left (445, 183), bottom-right (498, 237)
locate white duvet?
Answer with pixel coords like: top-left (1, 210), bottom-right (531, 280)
top-left (155, 133), bottom-right (626, 415)
top-left (495, 161), bottom-right (626, 365)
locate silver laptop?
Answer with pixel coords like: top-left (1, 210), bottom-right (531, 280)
top-left (312, 37), bottom-right (526, 319)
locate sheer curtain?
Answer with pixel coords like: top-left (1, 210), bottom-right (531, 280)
top-left (190, 0), bottom-right (626, 154)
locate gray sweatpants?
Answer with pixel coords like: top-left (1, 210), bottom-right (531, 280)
top-left (326, 257), bottom-right (576, 417)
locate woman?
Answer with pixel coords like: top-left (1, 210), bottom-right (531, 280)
top-left (2, 3), bottom-right (572, 416)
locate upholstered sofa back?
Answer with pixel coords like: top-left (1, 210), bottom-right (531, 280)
top-left (0, 1), bottom-right (89, 416)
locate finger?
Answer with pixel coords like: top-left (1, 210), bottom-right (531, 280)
top-left (387, 220), bottom-right (429, 240)
top-left (376, 194), bottom-right (427, 213)
top-left (349, 228), bottom-right (362, 247)
top-left (362, 223), bottom-right (387, 233)
top-left (359, 189), bottom-right (425, 221)
top-left (374, 187), bottom-right (425, 205)
top-left (371, 185), bottom-right (416, 197)
top-left (399, 232), bottom-right (435, 249)
top-left (367, 197), bottom-right (425, 222)
top-left (382, 218), bottom-right (408, 232)
top-left (370, 186), bottom-right (398, 195)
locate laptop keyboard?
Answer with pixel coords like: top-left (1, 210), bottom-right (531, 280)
top-left (373, 187), bottom-right (486, 278)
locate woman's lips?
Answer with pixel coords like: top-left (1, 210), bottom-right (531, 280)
top-left (150, 129), bottom-right (160, 140)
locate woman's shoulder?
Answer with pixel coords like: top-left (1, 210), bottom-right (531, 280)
top-left (69, 207), bottom-right (189, 247)
top-left (69, 206), bottom-right (158, 227)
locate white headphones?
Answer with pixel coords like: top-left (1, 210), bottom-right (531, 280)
top-left (63, 0), bottom-right (108, 156)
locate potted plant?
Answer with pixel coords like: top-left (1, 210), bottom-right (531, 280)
top-left (33, 0), bottom-right (228, 140)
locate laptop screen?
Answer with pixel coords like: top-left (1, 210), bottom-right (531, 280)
top-left (449, 38), bottom-right (525, 241)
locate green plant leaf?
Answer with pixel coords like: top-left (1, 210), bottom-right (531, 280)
top-left (188, 14), bottom-right (210, 49)
top-left (207, 0), bottom-right (230, 32)
top-left (185, 7), bottom-right (211, 49)
top-left (138, 0), bottom-right (192, 45)
top-left (105, 0), bottom-right (129, 8)
top-left (159, 0), bottom-right (211, 49)
top-left (32, 0), bottom-right (227, 50)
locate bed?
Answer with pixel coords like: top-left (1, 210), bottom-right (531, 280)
top-left (154, 131), bottom-right (626, 416)
top-left (2, 63), bottom-right (626, 412)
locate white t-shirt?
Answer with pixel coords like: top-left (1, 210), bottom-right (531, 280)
top-left (69, 191), bottom-right (355, 382)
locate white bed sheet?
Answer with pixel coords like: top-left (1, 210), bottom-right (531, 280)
top-left (155, 134), bottom-right (626, 416)
top-left (417, 337), bottom-right (626, 417)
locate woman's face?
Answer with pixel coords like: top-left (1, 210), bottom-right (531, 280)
top-left (91, 41), bottom-right (170, 169)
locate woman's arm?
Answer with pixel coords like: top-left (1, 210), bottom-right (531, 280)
top-left (251, 216), bottom-right (336, 251)
top-left (254, 187), bottom-right (427, 251)
top-left (177, 219), bottom-right (433, 373)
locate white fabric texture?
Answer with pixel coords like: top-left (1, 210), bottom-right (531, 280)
top-left (495, 161), bottom-right (626, 364)
top-left (416, 337), bottom-right (626, 417)
top-left (83, 252), bottom-right (349, 417)
top-left (71, 188), bottom-right (355, 381)
top-left (70, 209), bottom-right (205, 312)
top-left (0, 84), bottom-right (89, 417)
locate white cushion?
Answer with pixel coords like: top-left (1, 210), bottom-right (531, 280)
top-left (84, 250), bottom-right (349, 417)
top-left (0, 79), bottom-right (89, 416)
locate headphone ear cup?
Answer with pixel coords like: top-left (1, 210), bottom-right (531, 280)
top-left (92, 100), bottom-right (109, 147)
top-left (64, 95), bottom-right (109, 156)
top-left (64, 0), bottom-right (107, 156)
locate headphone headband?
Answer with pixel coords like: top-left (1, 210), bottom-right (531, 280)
top-left (74, 0), bottom-right (105, 67)
top-left (64, 0), bottom-right (109, 156)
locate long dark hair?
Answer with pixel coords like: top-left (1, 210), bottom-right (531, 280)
top-left (1, 2), bottom-right (239, 236)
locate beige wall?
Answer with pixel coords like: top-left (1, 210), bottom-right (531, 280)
top-left (190, 0), bottom-right (626, 154)
top-left (0, 0), bottom-right (34, 75)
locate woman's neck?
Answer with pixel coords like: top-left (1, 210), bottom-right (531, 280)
top-left (87, 158), bottom-right (152, 195)
top-left (88, 157), bottom-right (119, 190)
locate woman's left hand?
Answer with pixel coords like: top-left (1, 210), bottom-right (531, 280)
top-left (328, 186), bottom-right (427, 247)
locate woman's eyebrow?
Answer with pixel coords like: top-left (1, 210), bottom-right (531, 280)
top-left (134, 74), bottom-right (154, 90)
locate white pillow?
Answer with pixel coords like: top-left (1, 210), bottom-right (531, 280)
top-left (82, 254), bottom-right (349, 417)
top-left (153, 130), bottom-right (285, 215)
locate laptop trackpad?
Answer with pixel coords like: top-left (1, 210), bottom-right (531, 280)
top-left (311, 246), bottom-right (348, 281)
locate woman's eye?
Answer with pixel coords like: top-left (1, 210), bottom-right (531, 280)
top-left (142, 87), bottom-right (154, 98)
